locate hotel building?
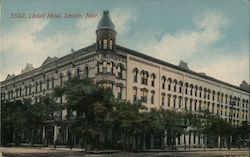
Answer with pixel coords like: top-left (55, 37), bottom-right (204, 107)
top-left (1, 10), bottom-right (249, 148)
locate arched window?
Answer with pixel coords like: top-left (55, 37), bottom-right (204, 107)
top-left (179, 81), bottom-right (183, 93)
top-left (167, 78), bottom-right (172, 91)
top-left (133, 68), bottom-right (139, 83)
top-left (189, 99), bottom-right (193, 111)
top-left (85, 66), bottom-right (89, 78)
top-left (77, 68), bottom-right (81, 78)
top-left (151, 73), bottom-right (156, 87)
top-left (207, 89), bottom-right (211, 100)
top-left (190, 84), bottom-right (193, 96)
top-left (185, 83), bottom-right (189, 95)
top-left (167, 94), bottom-right (171, 107)
top-left (103, 61), bottom-right (107, 73)
top-left (107, 62), bottom-right (111, 73)
top-left (109, 40), bottom-right (113, 50)
top-left (194, 100), bottom-right (197, 111)
top-left (199, 87), bottom-right (202, 98)
top-left (178, 97), bottom-right (182, 108)
top-left (225, 94), bottom-right (228, 104)
top-left (173, 80), bottom-right (177, 92)
top-left (144, 71), bottom-right (149, 85)
top-left (203, 88), bottom-right (207, 99)
top-left (162, 76), bottom-right (166, 89)
top-left (161, 93), bottom-right (165, 106)
top-left (217, 92), bottom-right (220, 102)
top-left (173, 95), bottom-right (177, 108)
top-left (194, 85), bottom-right (198, 96)
top-left (117, 64), bottom-right (123, 79)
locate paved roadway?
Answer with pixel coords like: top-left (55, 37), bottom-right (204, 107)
top-left (0, 147), bottom-right (249, 157)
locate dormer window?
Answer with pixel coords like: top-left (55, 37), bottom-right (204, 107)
top-left (103, 39), bottom-right (107, 49)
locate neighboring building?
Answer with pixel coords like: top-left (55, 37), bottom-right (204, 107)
top-left (1, 10), bottom-right (249, 148)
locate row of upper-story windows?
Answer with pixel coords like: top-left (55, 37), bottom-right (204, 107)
top-left (159, 94), bottom-right (248, 120)
top-left (133, 87), bottom-right (155, 105)
top-left (132, 68), bottom-right (249, 109)
top-left (1, 66), bottom-right (90, 101)
top-left (97, 61), bottom-right (124, 79)
top-left (133, 68), bottom-right (156, 86)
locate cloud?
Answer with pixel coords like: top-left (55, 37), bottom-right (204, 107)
top-left (134, 11), bottom-right (230, 64)
top-left (0, 6), bottom-right (136, 81)
top-left (129, 11), bottom-right (248, 86)
top-left (194, 50), bottom-right (249, 86)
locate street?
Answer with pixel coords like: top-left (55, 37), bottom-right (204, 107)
top-left (0, 147), bottom-right (249, 157)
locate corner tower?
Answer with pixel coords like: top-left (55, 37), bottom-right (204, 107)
top-left (96, 10), bottom-right (116, 52)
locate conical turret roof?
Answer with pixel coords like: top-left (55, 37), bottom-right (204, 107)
top-left (97, 10), bottom-right (115, 31)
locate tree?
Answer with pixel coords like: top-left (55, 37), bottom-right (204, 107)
top-left (53, 78), bottom-right (115, 150)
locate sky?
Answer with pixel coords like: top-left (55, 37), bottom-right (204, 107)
top-left (0, 0), bottom-right (249, 86)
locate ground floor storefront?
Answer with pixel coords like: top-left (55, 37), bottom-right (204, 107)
top-left (8, 120), bottom-right (247, 150)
